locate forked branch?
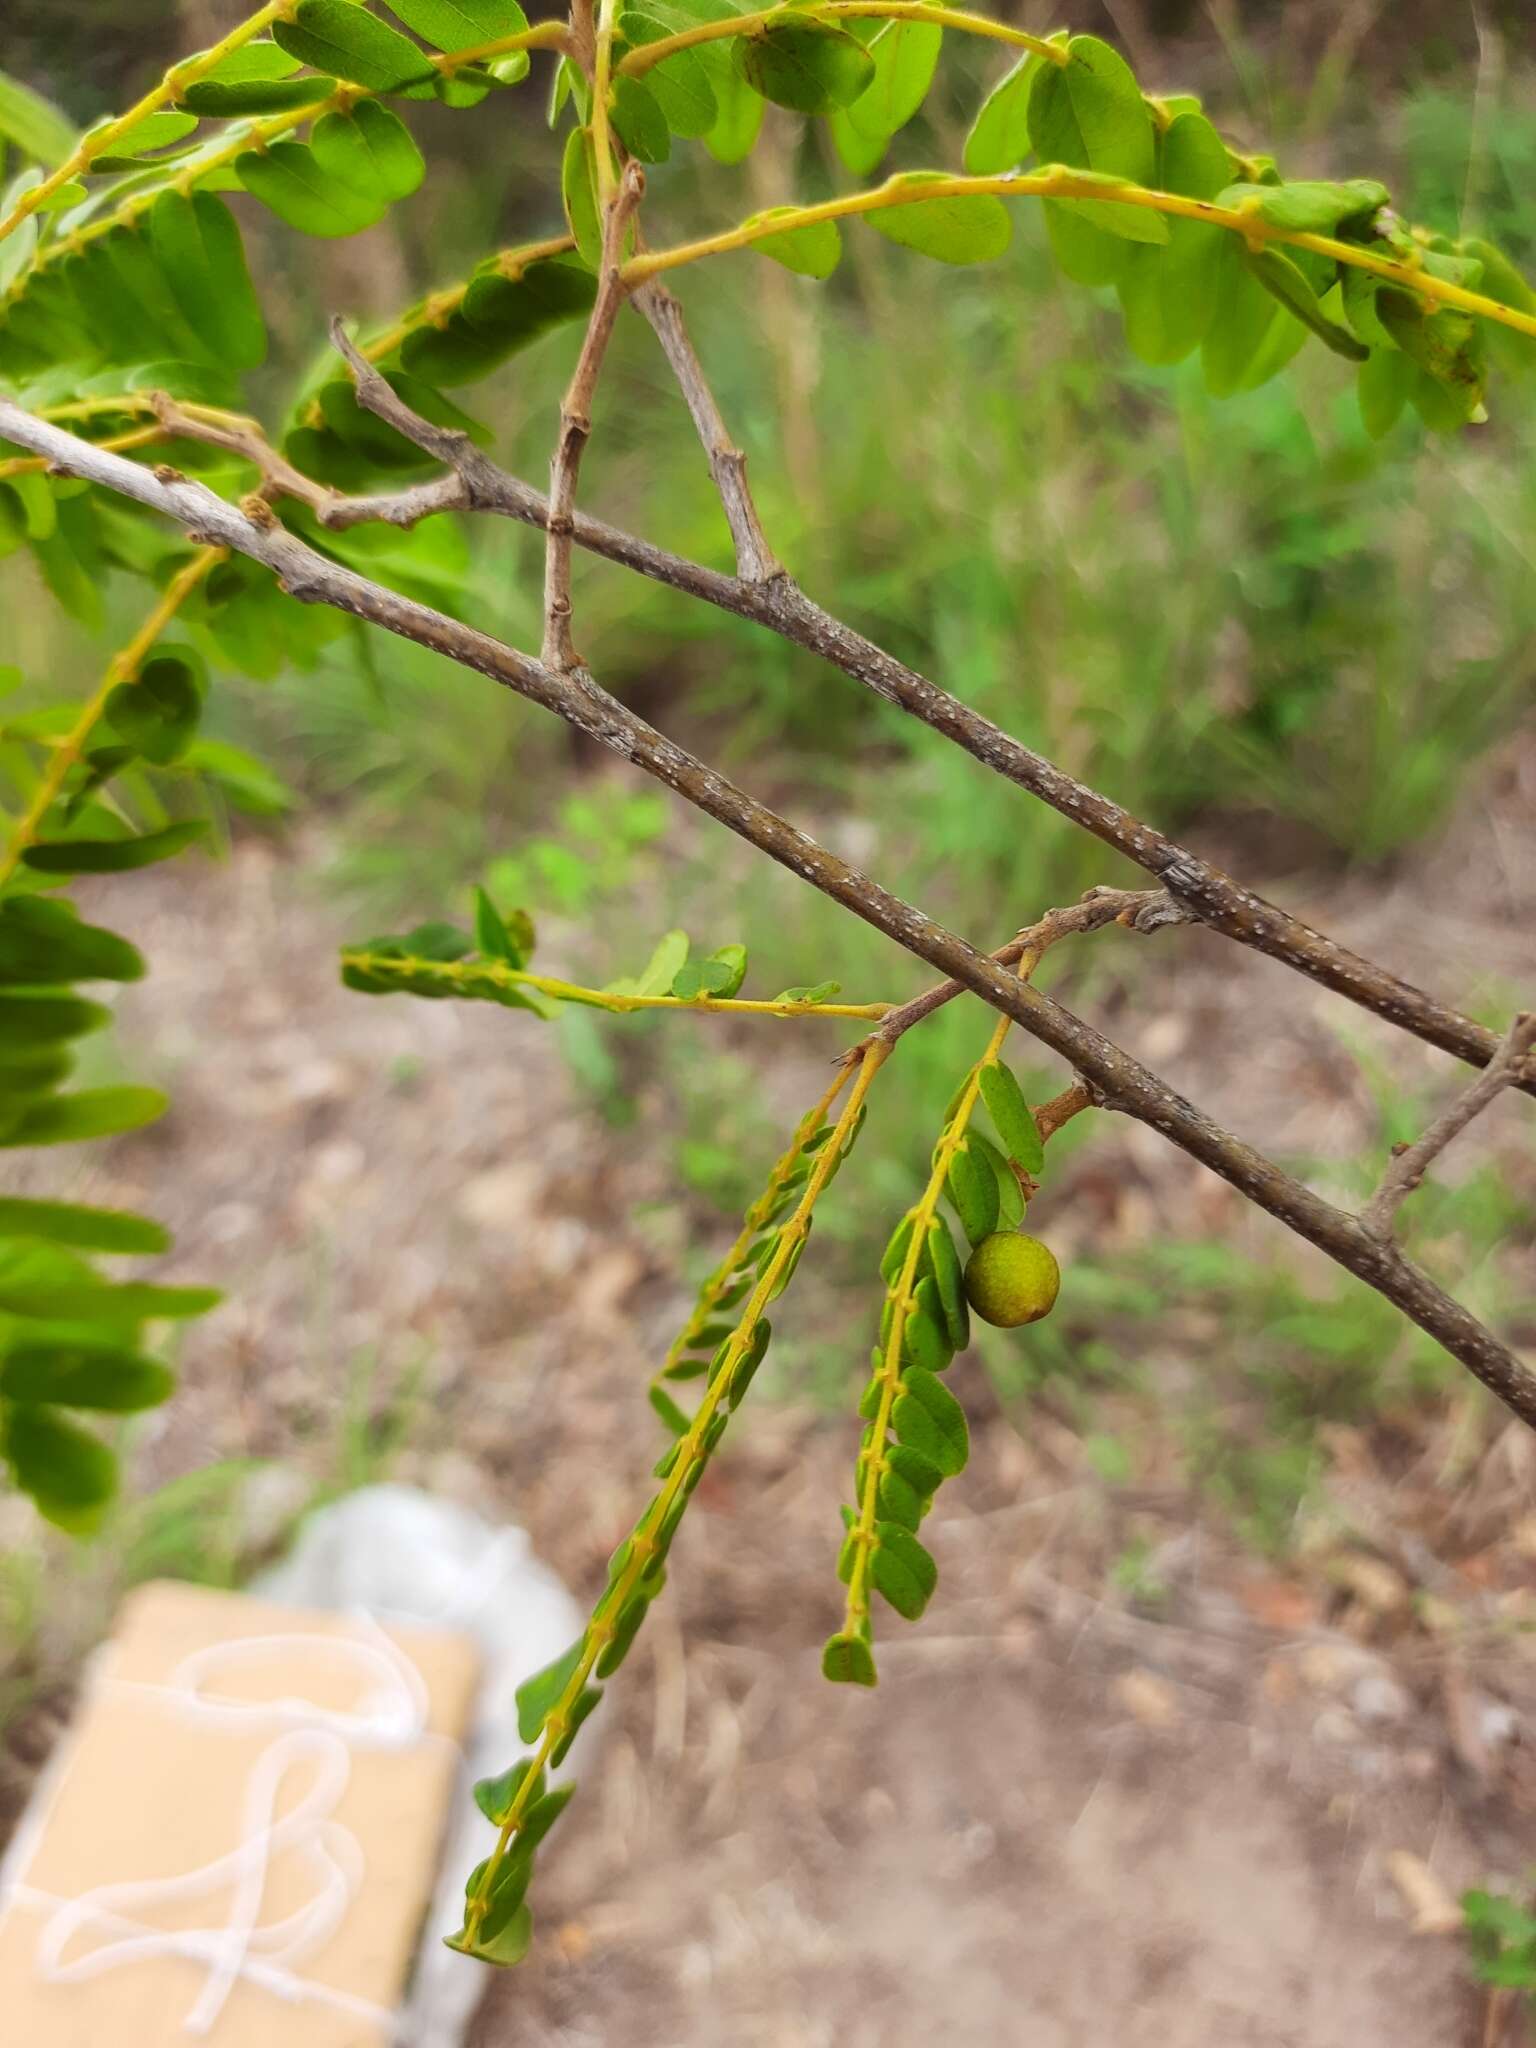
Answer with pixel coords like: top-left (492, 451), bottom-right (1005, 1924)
top-left (2, 395), bottom-right (1532, 1431)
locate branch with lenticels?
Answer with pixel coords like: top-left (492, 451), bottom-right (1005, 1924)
top-left (1, 392), bottom-right (1532, 1431)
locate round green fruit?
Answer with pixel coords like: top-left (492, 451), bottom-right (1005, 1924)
top-left (962, 1231), bottom-right (1060, 1328)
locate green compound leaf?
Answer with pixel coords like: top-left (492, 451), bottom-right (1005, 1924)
top-left (822, 1630), bottom-right (877, 1685)
top-left (864, 174), bottom-right (1011, 265)
top-left (0, 1198), bottom-right (169, 1253)
top-left (273, 0), bottom-right (437, 93)
top-left (2, 1406), bottom-right (116, 1535)
top-left (1028, 33), bottom-right (1164, 284)
top-left (23, 821), bottom-right (209, 875)
top-left (968, 1127), bottom-right (1023, 1229)
top-left (891, 1366), bottom-right (968, 1477)
top-left (1117, 109), bottom-right (1230, 366)
top-left (963, 51), bottom-right (1038, 174)
top-left (237, 141), bottom-right (389, 237)
top-left (0, 898), bottom-right (144, 985)
top-left (148, 191), bottom-right (266, 373)
top-left (514, 1640), bottom-right (584, 1744)
top-left (871, 1520), bottom-right (937, 1619)
top-left (311, 101), bottom-right (426, 206)
top-left (976, 1059), bottom-right (1045, 1174)
top-left (735, 15), bottom-right (875, 116)
top-left (384, 0), bottom-right (530, 49)
top-left (746, 207), bottom-right (841, 279)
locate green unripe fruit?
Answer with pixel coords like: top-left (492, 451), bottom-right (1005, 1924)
top-left (962, 1231), bottom-right (1060, 1328)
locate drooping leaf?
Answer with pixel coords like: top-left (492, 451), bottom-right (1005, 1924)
top-left (963, 52), bottom-right (1037, 175)
top-left (398, 254), bottom-right (596, 383)
top-left (620, 12), bottom-right (717, 137)
top-left (0, 1345), bottom-right (174, 1412)
top-left (944, 1137), bottom-right (999, 1246)
top-left (2, 1406), bottom-right (116, 1534)
top-left (104, 647), bottom-right (204, 764)
top-left (1028, 34), bottom-right (1164, 284)
top-left (1117, 110), bottom-right (1231, 366)
top-left (891, 1365), bottom-right (968, 1477)
top-left (514, 1639), bottom-right (584, 1743)
top-left (0, 71), bottom-right (76, 166)
top-left (236, 140), bottom-right (388, 237)
top-left (148, 191), bottom-right (267, 371)
top-left (0, 993), bottom-right (110, 1046)
top-left (864, 173), bottom-right (1012, 265)
top-left (23, 820), bottom-right (209, 875)
top-left (1356, 345), bottom-right (1413, 438)
top-left (0, 896), bottom-right (144, 984)
top-left (179, 76), bottom-right (338, 116)
top-left (871, 1520), bottom-right (938, 1619)
top-left (976, 1060), bottom-right (1045, 1174)
top-left (1215, 178), bottom-right (1388, 237)
top-left (610, 76), bottom-right (671, 164)
top-left (560, 124), bottom-right (602, 270)
top-left (735, 15), bottom-right (875, 116)
top-left (310, 100), bottom-right (426, 205)
top-left (831, 12), bottom-right (941, 173)
top-left (384, 0), bottom-right (529, 49)
top-left (273, 0), bottom-right (437, 93)
top-left (0, 1198), bottom-right (170, 1253)
top-left (821, 1630), bottom-right (877, 1685)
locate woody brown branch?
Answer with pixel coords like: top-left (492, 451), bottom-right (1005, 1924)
top-left (135, 363), bottom-right (1532, 1108)
top-left (4, 395), bottom-right (1533, 1434)
top-left (543, 159), bottom-right (644, 671)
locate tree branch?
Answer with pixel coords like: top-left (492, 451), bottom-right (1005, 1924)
top-left (543, 161), bottom-right (645, 669)
top-left (1362, 1012), bottom-right (1536, 1240)
top-left (3, 395), bottom-right (1532, 1431)
top-left (633, 280), bottom-right (781, 582)
top-left (145, 350), bottom-right (1529, 1102)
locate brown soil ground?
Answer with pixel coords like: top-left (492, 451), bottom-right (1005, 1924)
top-left (3, 741), bottom-right (1535, 2047)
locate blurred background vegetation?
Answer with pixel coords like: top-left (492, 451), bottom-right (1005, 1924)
top-left (3, 0), bottom-right (1534, 1559)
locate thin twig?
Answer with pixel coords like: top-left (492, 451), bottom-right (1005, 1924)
top-left (1362, 1013), bottom-right (1536, 1239)
top-left (6, 394), bottom-right (1534, 1430)
top-left (868, 888), bottom-right (1181, 1048)
top-left (633, 281), bottom-right (781, 582)
top-left (544, 160), bottom-right (645, 670)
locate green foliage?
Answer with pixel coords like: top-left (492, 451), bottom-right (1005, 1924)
top-left (1464, 1886), bottom-right (1536, 1996)
top-left (1, 0), bottom-right (1534, 1982)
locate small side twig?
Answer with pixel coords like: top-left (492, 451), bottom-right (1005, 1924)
top-left (633, 279), bottom-right (781, 583)
top-left (544, 160), bottom-right (645, 670)
top-left (1362, 1011), bottom-right (1536, 1239)
top-left (869, 887), bottom-right (1182, 1048)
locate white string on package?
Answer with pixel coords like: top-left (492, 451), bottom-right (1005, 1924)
top-left (0, 1609), bottom-right (454, 2038)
